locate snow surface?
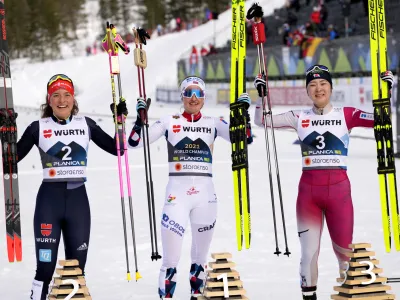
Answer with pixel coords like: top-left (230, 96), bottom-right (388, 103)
top-left (1, 0), bottom-right (400, 298)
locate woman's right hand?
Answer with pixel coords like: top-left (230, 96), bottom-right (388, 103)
top-left (254, 75), bottom-right (267, 97)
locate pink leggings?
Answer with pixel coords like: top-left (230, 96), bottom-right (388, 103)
top-left (296, 169), bottom-right (353, 288)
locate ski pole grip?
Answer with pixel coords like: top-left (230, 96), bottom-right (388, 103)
top-left (252, 22), bottom-right (266, 45)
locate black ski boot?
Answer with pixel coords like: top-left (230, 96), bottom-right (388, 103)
top-left (302, 286), bottom-right (317, 300)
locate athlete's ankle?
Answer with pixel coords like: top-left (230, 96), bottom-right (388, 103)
top-left (302, 286), bottom-right (317, 300)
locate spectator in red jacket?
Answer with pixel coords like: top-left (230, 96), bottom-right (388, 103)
top-left (310, 6), bottom-right (321, 34)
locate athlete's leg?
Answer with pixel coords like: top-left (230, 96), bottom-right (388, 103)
top-left (297, 174), bottom-right (326, 294)
top-left (325, 177), bottom-right (353, 277)
top-left (63, 184), bottom-right (91, 274)
top-left (31, 183), bottom-right (64, 300)
top-left (159, 181), bottom-right (190, 298)
top-left (189, 183), bottom-right (217, 296)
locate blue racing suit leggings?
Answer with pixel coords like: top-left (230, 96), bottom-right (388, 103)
top-left (33, 182), bottom-right (91, 299)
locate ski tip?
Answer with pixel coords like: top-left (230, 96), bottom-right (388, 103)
top-left (135, 271), bottom-right (142, 281)
top-left (126, 272), bottom-right (132, 282)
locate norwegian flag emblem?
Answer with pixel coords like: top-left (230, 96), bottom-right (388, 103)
top-left (313, 74), bottom-right (321, 78)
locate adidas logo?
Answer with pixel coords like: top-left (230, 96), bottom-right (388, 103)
top-left (77, 242), bottom-right (88, 251)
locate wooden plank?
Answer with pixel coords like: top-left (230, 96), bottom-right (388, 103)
top-left (209, 261), bottom-right (235, 270)
top-left (203, 287), bottom-right (246, 297)
top-left (211, 253), bottom-right (232, 260)
top-left (56, 267), bottom-right (82, 276)
top-left (333, 284), bottom-right (391, 294)
top-left (331, 293), bottom-right (395, 299)
top-left (349, 243), bottom-right (372, 249)
top-left (349, 260), bottom-right (379, 268)
top-left (347, 268), bottom-right (383, 277)
top-left (206, 279), bottom-right (243, 288)
top-left (50, 286), bottom-right (89, 295)
top-left (58, 260), bottom-right (79, 267)
top-left (348, 250), bottom-right (376, 258)
top-left (336, 276), bottom-right (387, 285)
top-left (208, 269), bottom-right (240, 279)
top-left (198, 296), bottom-right (248, 300)
top-left (49, 295), bottom-right (92, 300)
top-left (54, 276), bottom-right (86, 286)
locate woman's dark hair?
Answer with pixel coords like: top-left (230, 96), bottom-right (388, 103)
top-left (40, 95), bottom-right (79, 118)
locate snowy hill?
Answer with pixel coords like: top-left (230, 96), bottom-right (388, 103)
top-left (10, 0), bottom-right (285, 115)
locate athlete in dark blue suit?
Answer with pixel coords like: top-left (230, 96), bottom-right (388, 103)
top-left (13, 74), bottom-right (127, 300)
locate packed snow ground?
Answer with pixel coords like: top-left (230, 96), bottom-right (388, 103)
top-left (0, 105), bottom-right (399, 299)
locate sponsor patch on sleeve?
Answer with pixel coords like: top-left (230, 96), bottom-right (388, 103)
top-left (360, 112), bottom-right (374, 120)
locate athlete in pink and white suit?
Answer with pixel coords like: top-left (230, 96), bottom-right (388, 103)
top-left (253, 65), bottom-right (394, 300)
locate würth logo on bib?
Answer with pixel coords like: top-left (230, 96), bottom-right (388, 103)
top-left (302, 119), bottom-right (310, 128)
top-left (54, 129), bottom-right (85, 136)
top-left (173, 125), bottom-right (181, 133)
top-left (311, 120), bottom-right (341, 126)
top-left (43, 129), bottom-right (52, 138)
top-left (41, 224), bottom-right (52, 236)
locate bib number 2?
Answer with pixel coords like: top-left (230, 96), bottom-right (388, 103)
top-left (62, 279), bottom-right (79, 300)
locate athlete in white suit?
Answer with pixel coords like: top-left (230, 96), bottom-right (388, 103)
top-left (128, 76), bottom-right (252, 298)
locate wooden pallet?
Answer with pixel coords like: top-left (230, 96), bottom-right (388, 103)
top-left (49, 259), bottom-right (92, 300)
top-left (331, 243), bottom-right (395, 300)
top-left (198, 252), bottom-right (248, 300)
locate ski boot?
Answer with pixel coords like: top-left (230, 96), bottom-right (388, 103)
top-left (302, 286), bottom-right (317, 300)
top-left (190, 263), bottom-right (206, 296)
top-left (159, 267), bottom-right (177, 299)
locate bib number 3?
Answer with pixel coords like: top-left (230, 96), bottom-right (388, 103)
top-left (316, 135), bottom-right (325, 149)
top-left (340, 261), bottom-right (376, 285)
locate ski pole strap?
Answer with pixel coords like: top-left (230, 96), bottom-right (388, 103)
top-left (372, 98), bottom-right (391, 106)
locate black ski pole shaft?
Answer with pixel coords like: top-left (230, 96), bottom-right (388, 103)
top-left (248, 3), bottom-right (290, 255)
top-left (259, 43), bottom-right (290, 257)
top-left (134, 39), bottom-right (159, 260)
top-left (140, 47), bottom-right (161, 260)
top-left (116, 74), bottom-right (141, 279)
top-left (248, 7), bottom-right (280, 255)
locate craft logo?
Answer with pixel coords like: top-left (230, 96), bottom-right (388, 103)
top-left (173, 125), bottom-right (181, 133)
top-left (43, 129), bottom-right (52, 138)
top-left (301, 119), bottom-right (310, 128)
top-left (41, 223), bottom-right (52, 236)
top-left (167, 194), bottom-right (176, 202)
top-left (198, 220), bottom-right (216, 232)
top-left (187, 187), bottom-right (199, 195)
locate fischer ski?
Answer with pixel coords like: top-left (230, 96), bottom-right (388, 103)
top-left (0, 0), bottom-right (21, 262)
top-left (230, 0), bottom-right (251, 251)
top-left (368, 0), bottom-right (400, 252)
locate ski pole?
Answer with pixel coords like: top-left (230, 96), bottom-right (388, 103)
top-left (247, 3), bottom-right (290, 257)
top-left (103, 21), bottom-right (131, 281)
top-left (132, 27), bottom-right (161, 261)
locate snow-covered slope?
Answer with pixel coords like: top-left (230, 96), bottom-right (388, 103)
top-left (11, 0), bottom-right (285, 115)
